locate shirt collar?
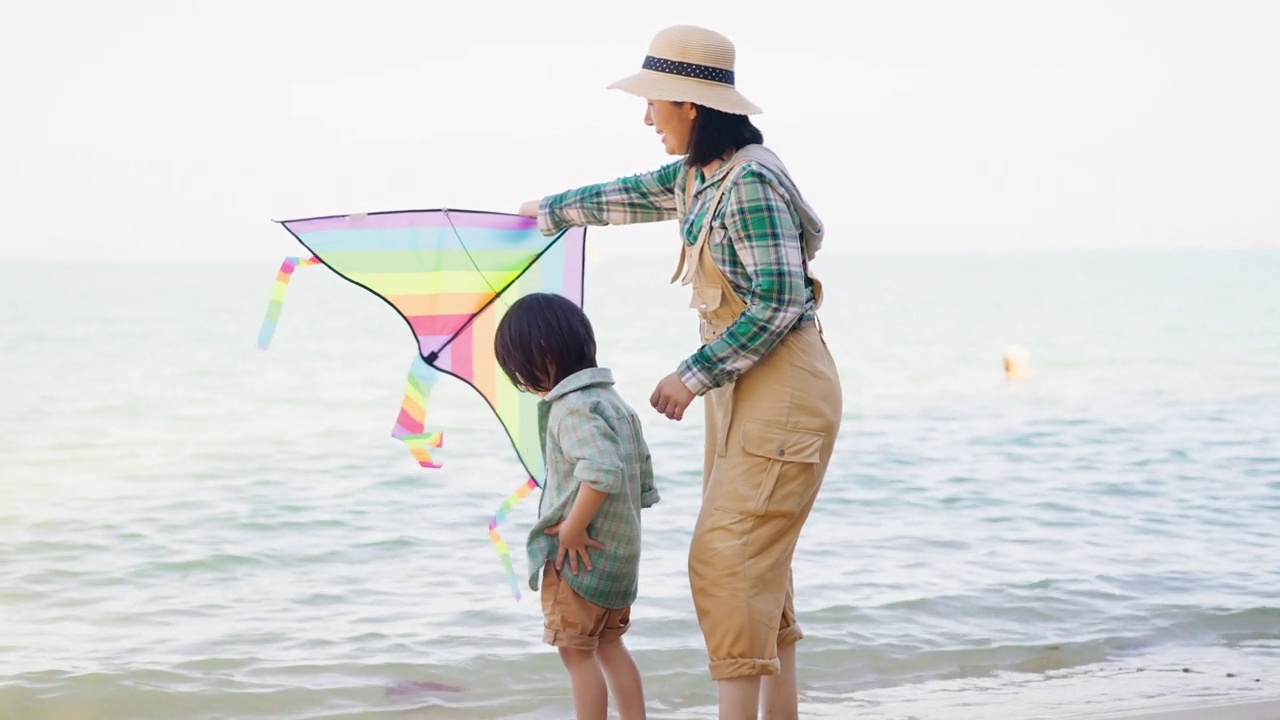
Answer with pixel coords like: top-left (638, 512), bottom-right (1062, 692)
top-left (541, 367), bottom-right (614, 403)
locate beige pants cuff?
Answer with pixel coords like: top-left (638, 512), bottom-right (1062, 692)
top-left (710, 657), bottom-right (781, 681)
top-left (779, 621), bottom-right (804, 647)
top-left (707, 623), bottom-right (805, 680)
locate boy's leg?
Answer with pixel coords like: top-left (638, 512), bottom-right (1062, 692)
top-left (559, 647), bottom-right (608, 720)
top-left (596, 633), bottom-right (646, 720)
top-left (541, 564), bottom-right (611, 720)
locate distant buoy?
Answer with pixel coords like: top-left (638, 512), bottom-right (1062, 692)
top-left (1004, 344), bottom-right (1031, 379)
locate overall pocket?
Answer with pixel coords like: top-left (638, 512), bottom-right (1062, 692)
top-left (710, 420), bottom-right (824, 516)
top-left (691, 284), bottom-right (732, 343)
top-left (689, 284), bottom-right (723, 313)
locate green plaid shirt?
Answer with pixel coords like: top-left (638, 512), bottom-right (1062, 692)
top-left (527, 368), bottom-right (660, 609)
top-left (538, 159), bottom-right (816, 395)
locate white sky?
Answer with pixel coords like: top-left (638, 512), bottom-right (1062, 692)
top-left (1, 0), bottom-right (1277, 261)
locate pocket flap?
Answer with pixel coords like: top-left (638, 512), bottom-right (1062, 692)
top-left (739, 420), bottom-right (823, 464)
top-left (689, 285), bottom-right (723, 311)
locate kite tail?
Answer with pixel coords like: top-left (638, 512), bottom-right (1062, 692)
top-left (489, 477), bottom-right (539, 600)
top-left (393, 358), bottom-right (444, 468)
top-left (401, 432), bottom-right (444, 469)
top-left (257, 255), bottom-right (321, 350)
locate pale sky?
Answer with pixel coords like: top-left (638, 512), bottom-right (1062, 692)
top-left (1, 0), bottom-right (1277, 261)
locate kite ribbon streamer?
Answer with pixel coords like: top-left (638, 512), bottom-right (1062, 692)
top-left (257, 255), bottom-right (321, 350)
top-left (393, 358), bottom-right (445, 469)
top-left (488, 476), bottom-right (540, 600)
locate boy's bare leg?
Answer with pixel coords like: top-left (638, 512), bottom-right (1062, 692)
top-left (559, 647), bottom-right (607, 720)
top-left (595, 636), bottom-right (646, 720)
top-left (759, 641), bottom-right (799, 720)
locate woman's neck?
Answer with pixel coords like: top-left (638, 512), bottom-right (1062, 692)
top-left (699, 148), bottom-right (740, 177)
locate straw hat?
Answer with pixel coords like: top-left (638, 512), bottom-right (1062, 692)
top-left (607, 25), bottom-right (762, 116)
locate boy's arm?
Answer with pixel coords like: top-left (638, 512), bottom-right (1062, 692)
top-left (560, 484), bottom-right (609, 538)
top-left (548, 405), bottom-right (624, 573)
top-left (558, 404), bottom-right (626, 496)
top-left (640, 451), bottom-right (660, 509)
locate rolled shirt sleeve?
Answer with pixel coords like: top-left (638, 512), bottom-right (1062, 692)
top-left (556, 406), bottom-right (626, 495)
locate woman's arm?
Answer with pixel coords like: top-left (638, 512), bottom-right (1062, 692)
top-left (677, 166), bottom-right (808, 395)
top-left (523, 161), bottom-right (684, 236)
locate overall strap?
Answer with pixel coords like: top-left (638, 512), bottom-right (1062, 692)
top-left (670, 160), bottom-right (747, 285)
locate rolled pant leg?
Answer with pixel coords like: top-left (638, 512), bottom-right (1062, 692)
top-left (779, 570), bottom-right (804, 647)
top-left (688, 431), bottom-right (824, 680)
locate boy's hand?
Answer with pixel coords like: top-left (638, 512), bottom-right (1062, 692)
top-left (546, 522), bottom-right (605, 574)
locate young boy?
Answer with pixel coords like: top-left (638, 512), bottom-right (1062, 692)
top-left (494, 292), bottom-right (660, 720)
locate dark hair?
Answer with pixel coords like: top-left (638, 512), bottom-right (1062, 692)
top-left (684, 103), bottom-right (764, 167)
top-left (494, 293), bottom-right (597, 394)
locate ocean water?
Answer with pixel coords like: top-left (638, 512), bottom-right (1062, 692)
top-left (1, 248), bottom-right (1278, 719)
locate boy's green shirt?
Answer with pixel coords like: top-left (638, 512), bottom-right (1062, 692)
top-left (526, 368), bottom-right (660, 609)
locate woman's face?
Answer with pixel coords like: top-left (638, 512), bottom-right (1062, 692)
top-left (645, 100), bottom-right (697, 155)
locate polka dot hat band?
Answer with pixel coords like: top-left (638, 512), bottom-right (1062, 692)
top-left (641, 56), bottom-right (735, 86)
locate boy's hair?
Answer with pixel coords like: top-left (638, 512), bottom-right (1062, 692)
top-left (494, 292), bottom-right (598, 394)
top-left (684, 104), bottom-right (765, 168)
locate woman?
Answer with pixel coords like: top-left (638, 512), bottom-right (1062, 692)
top-left (519, 24), bottom-right (842, 720)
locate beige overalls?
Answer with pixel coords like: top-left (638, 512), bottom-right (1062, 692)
top-left (675, 166), bottom-right (843, 681)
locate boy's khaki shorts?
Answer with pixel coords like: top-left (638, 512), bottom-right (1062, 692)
top-left (541, 564), bottom-right (631, 650)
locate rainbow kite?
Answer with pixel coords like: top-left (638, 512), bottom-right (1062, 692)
top-left (257, 209), bottom-right (587, 599)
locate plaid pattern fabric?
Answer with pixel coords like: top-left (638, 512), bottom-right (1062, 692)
top-left (539, 159), bottom-right (816, 395)
top-left (527, 368), bottom-right (660, 609)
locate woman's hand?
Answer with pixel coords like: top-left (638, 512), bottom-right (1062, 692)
top-left (518, 200), bottom-right (540, 218)
top-left (545, 521), bottom-right (604, 574)
top-left (650, 372), bottom-right (695, 421)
